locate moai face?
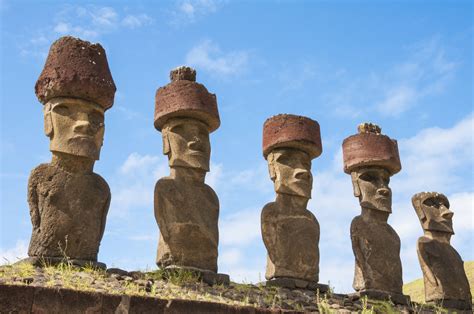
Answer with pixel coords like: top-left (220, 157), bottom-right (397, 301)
top-left (268, 148), bottom-right (312, 199)
top-left (351, 166), bottom-right (392, 213)
top-left (162, 118), bottom-right (210, 171)
top-left (44, 97), bottom-right (105, 160)
top-left (412, 192), bottom-right (454, 234)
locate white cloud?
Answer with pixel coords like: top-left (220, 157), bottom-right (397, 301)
top-left (110, 153), bottom-right (168, 217)
top-left (171, 0), bottom-right (220, 25)
top-left (185, 40), bottom-right (250, 77)
top-left (0, 240), bottom-right (28, 264)
top-left (325, 36), bottom-right (458, 118)
top-left (219, 208), bottom-right (261, 246)
top-left (277, 61), bottom-right (317, 93)
top-left (20, 5), bottom-right (153, 58)
top-left (219, 247), bottom-right (242, 267)
top-left (121, 14), bottom-right (153, 29)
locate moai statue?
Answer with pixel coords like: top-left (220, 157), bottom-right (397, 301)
top-left (412, 192), bottom-right (472, 311)
top-left (153, 66), bottom-right (229, 285)
top-left (25, 36), bottom-right (116, 268)
top-left (261, 114), bottom-right (328, 291)
top-left (342, 123), bottom-right (410, 304)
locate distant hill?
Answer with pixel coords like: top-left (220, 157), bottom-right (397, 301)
top-left (403, 260), bottom-right (474, 303)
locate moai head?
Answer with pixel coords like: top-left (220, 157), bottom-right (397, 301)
top-left (263, 114), bottom-right (322, 199)
top-left (154, 66), bottom-right (219, 172)
top-left (343, 123), bottom-right (401, 214)
top-left (412, 192), bottom-right (454, 235)
top-left (35, 36), bottom-right (116, 161)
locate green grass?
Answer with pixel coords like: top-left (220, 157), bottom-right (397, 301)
top-left (403, 260), bottom-right (474, 303)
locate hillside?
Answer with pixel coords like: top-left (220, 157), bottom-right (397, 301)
top-left (403, 260), bottom-right (474, 303)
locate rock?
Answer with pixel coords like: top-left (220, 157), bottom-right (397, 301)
top-left (342, 124), bottom-right (408, 300)
top-left (261, 115), bottom-right (324, 285)
top-left (412, 192), bottom-right (472, 311)
top-left (106, 268), bottom-right (129, 277)
top-left (154, 69), bottom-right (227, 283)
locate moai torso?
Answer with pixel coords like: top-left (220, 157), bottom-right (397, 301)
top-left (262, 202), bottom-right (319, 282)
top-left (154, 177), bottom-right (219, 272)
top-left (28, 163), bottom-right (110, 260)
top-left (417, 236), bottom-right (471, 303)
top-left (351, 215), bottom-right (403, 293)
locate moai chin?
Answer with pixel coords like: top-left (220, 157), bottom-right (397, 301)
top-left (261, 114), bottom-right (328, 291)
top-left (154, 66), bottom-right (228, 285)
top-left (25, 36), bottom-right (116, 268)
top-left (342, 123), bottom-right (410, 305)
top-left (412, 192), bottom-right (472, 311)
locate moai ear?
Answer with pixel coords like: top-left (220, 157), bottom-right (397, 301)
top-left (351, 172), bottom-right (361, 197)
top-left (43, 104), bottom-right (53, 138)
top-left (267, 153), bottom-right (277, 181)
top-left (162, 128), bottom-right (171, 156)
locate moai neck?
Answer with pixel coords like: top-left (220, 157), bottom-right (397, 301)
top-left (276, 193), bottom-right (309, 210)
top-left (51, 152), bottom-right (94, 174)
top-left (361, 206), bottom-right (390, 223)
top-left (424, 230), bottom-right (452, 244)
top-left (170, 166), bottom-right (206, 183)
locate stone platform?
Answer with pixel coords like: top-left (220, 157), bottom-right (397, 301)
top-left (262, 277), bottom-right (329, 293)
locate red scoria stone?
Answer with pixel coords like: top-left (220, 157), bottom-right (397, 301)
top-left (35, 36), bottom-right (116, 110)
top-left (262, 114), bottom-right (322, 159)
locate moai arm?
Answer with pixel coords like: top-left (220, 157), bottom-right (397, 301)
top-left (261, 203), bottom-right (278, 262)
top-left (99, 188), bottom-right (111, 242)
top-left (351, 220), bottom-right (372, 286)
top-left (417, 238), bottom-right (439, 287)
top-left (27, 166), bottom-right (43, 229)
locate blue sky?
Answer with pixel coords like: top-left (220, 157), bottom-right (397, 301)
top-left (1, 0), bottom-right (472, 293)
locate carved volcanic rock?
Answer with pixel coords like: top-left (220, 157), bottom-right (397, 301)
top-left (262, 114), bottom-right (322, 159)
top-left (342, 131), bottom-right (401, 175)
top-left (154, 67), bottom-right (220, 132)
top-left (35, 36), bottom-right (116, 109)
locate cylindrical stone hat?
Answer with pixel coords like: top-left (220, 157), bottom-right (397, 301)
top-left (262, 114), bottom-right (322, 159)
top-left (35, 36), bottom-right (116, 110)
top-left (342, 123), bottom-right (401, 175)
top-left (154, 66), bottom-right (220, 132)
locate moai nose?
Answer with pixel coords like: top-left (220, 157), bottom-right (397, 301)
top-left (73, 120), bottom-right (92, 134)
top-left (295, 169), bottom-right (311, 181)
top-left (440, 205), bottom-right (454, 219)
top-left (377, 188), bottom-right (391, 197)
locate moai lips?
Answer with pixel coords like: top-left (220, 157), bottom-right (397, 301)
top-left (261, 114), bottom-right (327, 292)
top-left (343, 123), bottom-right (410, 305)
top-left (25, 36), bottom-right (115, 269)
top-left (412, 192), bottom-right (472, 311)
top-left (153, 66), bottom-right (228, 285)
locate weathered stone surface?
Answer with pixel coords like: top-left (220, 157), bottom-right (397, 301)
top-left (35, 36), bottom-right (116, 110)
top-left (342, 123), bottom-right (401, 175)
top-left (154, 66), bottom-right (219, 132)
top-left (261, 115), bottom-right (323, 286)
top-left (264, 277), bottom-right (329, 293)
top-left (27, 36), bottom-right (114, 266)
top-left (349, 289), bottom-right (411, 305)
top-left (154, 69), bottom-right (224, 281)
top-left (262, 114), bottom-right (322, 159)
top-left (412, 192), bottom-right (472, 310)
top-left (350, 214), bottom-right (403, 293)
top-left (0, 284), bottom-right (34, 313)
top-left (27, 160), bottom-right (110, 261)
top-left (0, 284), bottom-right (285, 314)
top-left (343, 124), bottom-right (408, 301)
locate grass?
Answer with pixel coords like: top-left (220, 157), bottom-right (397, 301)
top-left (403, 260), bottom-right (474, 304)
